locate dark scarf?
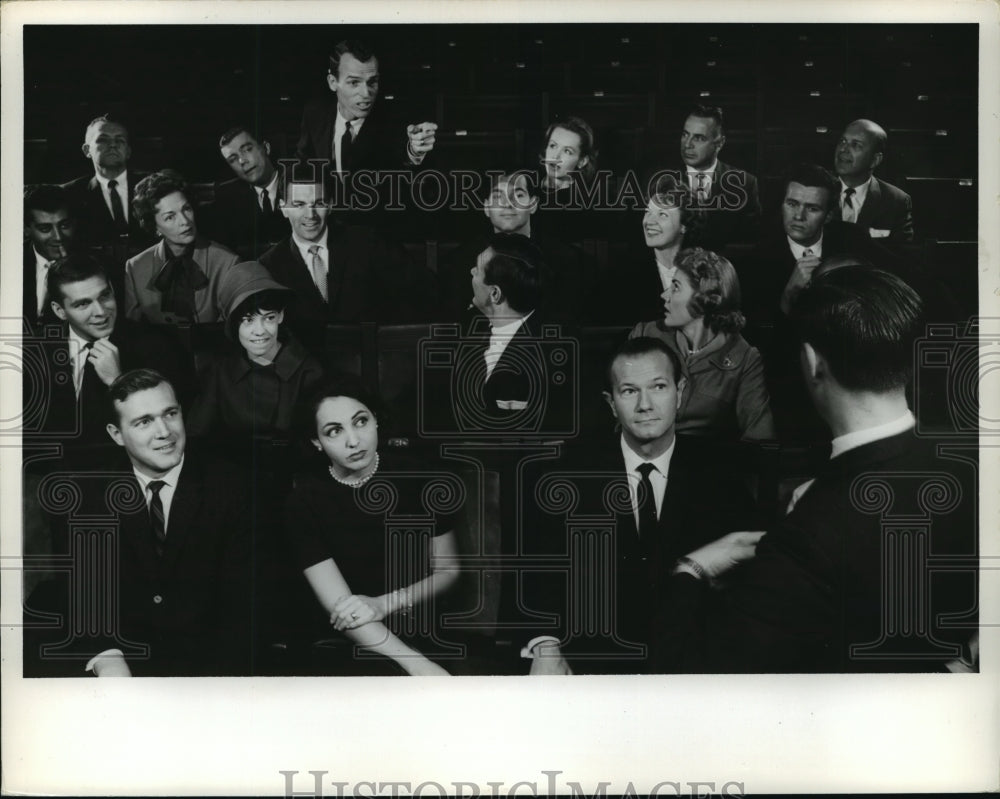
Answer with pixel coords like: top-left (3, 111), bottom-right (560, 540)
top-left (154, 244), bottom-right (209, 320)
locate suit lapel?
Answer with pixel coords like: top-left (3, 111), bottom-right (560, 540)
top-left (325, 226), bottom-right (350, 310)
top-left (855, 178), bottom-right (881, 229)
top-left (118, 476), bottom-right (161, 579)
top-left (288, 238), bottom-right (329, 308)
top-left (158, 458), bottom-right (200, 574)
top-left (88, 176), bottom-right (115, 227)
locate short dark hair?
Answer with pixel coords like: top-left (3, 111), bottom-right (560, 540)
top-left (645, 172), bottom-right (707, 241)
top-left (84, 114), bottom-right (129, 139)
top-left (486, 168), bottom-right (540, 202)
top-left (782, 163), bottom-right (839, 213)
top-left (132, 170), bottom-right (190, 234)
top-left (296, 371), bottom-right (385, 441)
top-left (686, 104), bottom-right (725, 136)
top-left (46, 254), bottom-right (110, 306)
top-left (790, 266), bottom-right (924, 392)
top-left (107, 369), bottom-right (173, 426)
top-left (277, 159), bottom-right (330, 201)
top-left (24, 184), bottom-right (72, 221)
top-left (227, 289), bottom-right (288, 341)
top-left (605, 336), bottom-right (683, 393)
top-left (674, 247), bottom-right (745, 335)
top-left (219, 125), bottom-right (265, 149)
top-left (329, 39), bottom-right (377, 78)
top-left (541, 116), bottom-right (599, 183)
top-left (483, 234), bottom-right (546, 314)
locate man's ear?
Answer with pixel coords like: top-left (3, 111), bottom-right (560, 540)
top-left (81, 142), bottom-right (91, 159)
top-left (871, 150), bottom-right (884, 172)
top-left (602, 390), bottom-right (618, 419)
top-left (106, 422), bottom-right (124, 447)
top-left (326, 73), bottom-right (338, 93)
top-left (676, 376), bottom-right (687, 408)
top-left (51, 300), bottom-right (67, 321)
top-left (823, 206), bottom-right (837, 225)
top-left (716, 134), bottom-right (726, 154)
top-left (802, 342), bottom-right (822, 382)
top-left (278, 202), bottom-right (290, 219)
top-left (263, 140), bottom-right (271, 156)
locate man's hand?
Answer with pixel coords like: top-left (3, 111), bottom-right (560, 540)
top-left (780, 255), bottom-right (822, 314)
top-left (330, 594), bottom-right (387, 631)
top-left (529, 642), bottom-right (573, 676)
top-left (88, 337), bottom-right (123, 386)
top-left (406, 122), bottom-right (438, 161)
top-left (684, 531), bottom-right (767, 580)
top-left (92, 651), bottom-right (132, 677)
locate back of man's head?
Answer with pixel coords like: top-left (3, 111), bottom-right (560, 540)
top-left (484, 234), bottom-right (546, 314)
top-left (791, 265), bottom-right (924, 393)
top-left (46, 253), bottom-right (109, 306)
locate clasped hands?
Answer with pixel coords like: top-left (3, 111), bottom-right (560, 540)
top-left (330, 593), bottom-right (390, 631)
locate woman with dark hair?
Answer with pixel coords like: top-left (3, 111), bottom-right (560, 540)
top-left (283, 375), bottom-right (462, 676)
top-left (186, 260), bottom-right (323, 439)
top-left (535, 116), bottom-right (603, 243)
top-left (630, 247), bottom-right (775, 441)
top-left (125, 169), bottom-right (239, 324)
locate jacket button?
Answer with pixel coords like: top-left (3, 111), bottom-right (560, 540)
top-left (153, 595), bottom-right (163, 604)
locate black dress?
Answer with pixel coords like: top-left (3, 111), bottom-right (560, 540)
top-left (282, 452), bottom-right (465, 674)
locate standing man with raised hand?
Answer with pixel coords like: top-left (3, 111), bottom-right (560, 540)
top-left (295, 39), bottom-right (438, 177)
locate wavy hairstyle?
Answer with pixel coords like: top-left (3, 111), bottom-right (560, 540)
top-left (673, 247), bottom-right (745, 335)
top-left (132, 170), bottom-right (191, 235)
top-left (541, 116), bottom-right (599, 184)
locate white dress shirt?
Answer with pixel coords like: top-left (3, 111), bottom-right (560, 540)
top-left (254, 171), bottom-right (281, 212)
top-left (95, 171), bottom-right (129, 222)
top-left (839, 176), bottom-right (872, 223)
top-left (67, 327), bottom-right (92, 398)
top-left (620, 434), bottom-right (676, 529)
top-left (33, 247), bottom-right (53, 318)
top-left (333, 111), bottom-right (367, 175)
top-left (132, 455), bottom-right (185, 533)
top-left (291, 229), bottom-right (330, 297)
top-left (786, 410), bottom-right (916, 514)
top-left (484, 312), bottom-right (532, 380)
top-left (787, 235), bottom-right (824, 260)
top-left (687, 159), bottom-right (719, 198)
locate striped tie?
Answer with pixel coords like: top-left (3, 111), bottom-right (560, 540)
top-left (148, 480), bottom-right (166, 557)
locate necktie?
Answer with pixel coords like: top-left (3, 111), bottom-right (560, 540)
top-left (77, 342), bottom-right (95, 398)
top-left (108, 179), bottom-right (126, 229)
top-left (36, 262), bottom-right (51, 319)
top-left (340, 121), bottom-right (354, 173)
top-left (695, 172), bottom-right (710, 203)
top-left (148, 480), bottom-right (166, 558)
top-left (842, 187), bottom-right (856, 223)
top-left (308, 245), bottom-right (328, 302)
top-left (261, 188), bottom-right (272, 215)
top-left (801, 248), bottom-right (814, 259)
top-left (635, 462), bottom-right (659, 539)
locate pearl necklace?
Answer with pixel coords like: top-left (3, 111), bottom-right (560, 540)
top-left (329, 452), bottom-right (380, 488)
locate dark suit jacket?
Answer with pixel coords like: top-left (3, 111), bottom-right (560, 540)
top-left (295, 99), bottom-right (418, 173)
top-left (203, 177), bottom-right (290, 260)
top-left (22, 243), bottom-right (60, 330)
top-left (652, 429), bottom-right (978, 672)
top-left (852, 176), bottom-right (915, 244)
top-left (23, 453), bottom-right (254, 676)
top-left (62, 171), bottom-right (152, 250)
top-left (259, 227), bottom-right (435, 346)
top-left (519, 436), bottom-right (762, 673)
top-left (25, 319), bottom-right (195, 459)
top-left (737, 220), bottom-right (875, 326)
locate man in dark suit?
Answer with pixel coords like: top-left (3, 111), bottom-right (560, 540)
top-left (668, 104), bottom-right (761, 250)
top-left (23, 184), bottom-right (78, 329)
top-left (519, 337), bottom-right (761, 675)
top-left (834, 119), bottom-right (914, 243)
top-left (295, 39), bottom-right (437, 177)
top-left (437, 170), bottom-right (597, 325)
top-left (258, 172), bottom-right (435, 348)
top-left (205, 125), bottom-right (290, 259)
top-left (651, 267), bottom-right (977, 673)
top-left (23, 369), bottom-right (254, 677)
top-left (25, 255), bottom-right (194, 463)
top-left (61, 115), bottom-right (153, 260)
top-left (739, 163), bottom-right (874, 326)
